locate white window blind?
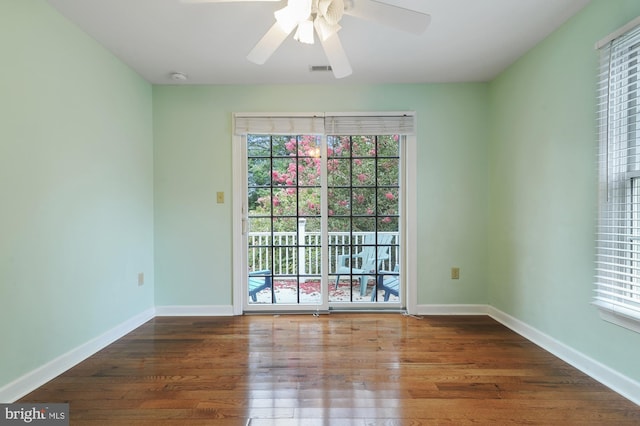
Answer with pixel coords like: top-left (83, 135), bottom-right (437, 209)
top-left (234, 113), bottom-right (415, 136)
top-left (594, 19), bottom-right (640, 332)
top-left (234, 115), bottom-right (325, 135)
top-left (324, 114), bottom-right (415, 135)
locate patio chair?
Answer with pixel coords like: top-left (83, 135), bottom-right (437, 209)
top-left (374, 264), bottom-right (400, 302)
top-left (335, 233), bottom-right (393, 296)
top-left (248, 270), bottom-right (274, 302)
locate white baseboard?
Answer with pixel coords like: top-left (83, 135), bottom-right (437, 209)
top-left (488, 306), bottom-right (640, 406)
top-left (155, 305), bottom-right (234, 316)
top-left (415, 304), bottom-right (490, 315)
top-left (0, 307), bottom-right (155, 403)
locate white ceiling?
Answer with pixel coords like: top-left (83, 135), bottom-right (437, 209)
top-left (45, 0), bottom-right (591, 85)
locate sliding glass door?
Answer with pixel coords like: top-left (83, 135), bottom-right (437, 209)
top-left (236, 113), bottom-right (411, 313)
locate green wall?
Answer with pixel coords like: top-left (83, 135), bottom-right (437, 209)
top-left (489, 0), bottom-right (640, 382)
top-left (0, 1), bottom-right (154, 388)
top-left (152, 84), bottom-right (490, 306)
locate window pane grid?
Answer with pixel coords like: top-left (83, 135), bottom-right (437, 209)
top-left (247, 135), bottom-right (322, 304)
top-left (327, 135), bottom-right (400, 302)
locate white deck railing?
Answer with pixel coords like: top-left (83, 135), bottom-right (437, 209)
top-left (248, 221), bottom-right (398, 275)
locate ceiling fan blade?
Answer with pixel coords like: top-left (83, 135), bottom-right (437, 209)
top-left (317, 30), bottom-right (352, 78)
top-left (181, 0), bottom-right (279, 3)
top-left (344, 0), bottom-right (430, 35)
top-left (247, 22), bottom-right (293, 65)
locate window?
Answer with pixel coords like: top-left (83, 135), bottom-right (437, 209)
top-left (594, 18), bottom-right (640, 332)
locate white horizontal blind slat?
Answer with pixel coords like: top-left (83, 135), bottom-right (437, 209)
top-left (595, 283), bottom-right (640, 298)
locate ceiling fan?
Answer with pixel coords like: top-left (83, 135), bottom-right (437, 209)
top-left (181, 0), bottom-right (431, 78)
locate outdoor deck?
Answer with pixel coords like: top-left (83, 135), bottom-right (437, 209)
top-left (251, 278), bottom-right (400, 304)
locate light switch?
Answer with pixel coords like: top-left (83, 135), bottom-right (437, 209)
top-left (451, 267), bottom-right (460, 280)
top-left (216, 192), bottom-right (224, 204)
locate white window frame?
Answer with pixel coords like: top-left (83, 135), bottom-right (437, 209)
top-left (594, 17), bottom-right (640, 333)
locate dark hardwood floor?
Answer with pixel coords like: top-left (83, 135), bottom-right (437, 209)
top-left (20, 314), bottom-right (640, 425)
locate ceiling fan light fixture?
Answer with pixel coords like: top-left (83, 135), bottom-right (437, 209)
top-left (294, 19), bottom-right (315, 44)
top-left (275, 0), bottom-right (314, 33)
top-left (289, 0), bottom-right (312, 18)
top-left (274, 6), bottom-right (299, 33)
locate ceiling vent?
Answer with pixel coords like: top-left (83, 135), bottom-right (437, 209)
top-left (310, 65), bottom-right (333, 72)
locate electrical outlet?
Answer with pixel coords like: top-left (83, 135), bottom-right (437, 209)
top-left (451, 267), bottom-right (460, 280)
top-left (138, 272), bottom-right (144, 286)
top-left (216, 192), bottom-right (224, 204)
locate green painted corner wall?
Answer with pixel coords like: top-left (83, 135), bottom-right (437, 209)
top-left (488, 0), bottom-right (640, 382)
top-left (152, 84), bottom-right (490, 306)
top-left (0, 1), bottom-right (154, 387)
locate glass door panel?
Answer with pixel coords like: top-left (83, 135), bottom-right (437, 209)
top-left (246, 135), bottom-right (324, 309)
top-left (327, 135), bottom-right (401, 305)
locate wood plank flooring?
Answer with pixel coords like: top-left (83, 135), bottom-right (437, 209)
top-left (20, 314), bottom-right (640, 425)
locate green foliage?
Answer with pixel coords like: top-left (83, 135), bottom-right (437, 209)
top-left (247, 134), bottom-right (400, 233)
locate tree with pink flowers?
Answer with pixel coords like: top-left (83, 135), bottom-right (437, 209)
top-left (247, 134), bottom-right (399, 233)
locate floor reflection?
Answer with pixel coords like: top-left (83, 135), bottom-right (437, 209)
top-left (246, 315), bottom-right (402, 424)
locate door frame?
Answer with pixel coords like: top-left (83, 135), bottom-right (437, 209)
top-left (232, 112), bottom-right (418, 315)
